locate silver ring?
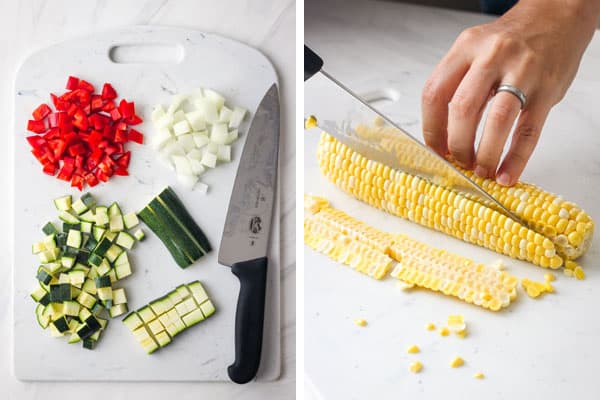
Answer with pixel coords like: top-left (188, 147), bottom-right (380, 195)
top-left (496, 84), bottom-right (527, 109)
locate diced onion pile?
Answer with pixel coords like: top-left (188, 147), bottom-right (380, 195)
top-left (150, 89), bottom-right (248, 193)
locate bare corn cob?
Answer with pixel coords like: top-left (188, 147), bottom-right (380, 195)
top-left (317, 132), bottom-right (594, 269)
top-left (304, 195), bottom-right (519, 310)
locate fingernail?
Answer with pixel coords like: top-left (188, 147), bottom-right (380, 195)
top-left (474, 166), bottom-right (488, 178)
top-left (497, 172), bottom-right (512, 186)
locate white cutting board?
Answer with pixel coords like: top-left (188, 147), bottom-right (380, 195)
top-left (13, 26), bottom-right (280, 382)
top-left (305, 70), bottom-right (600, 399)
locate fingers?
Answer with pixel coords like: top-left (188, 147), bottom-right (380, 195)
top-left (496, 102), bottom-right (550, 186)
top-left (446, 64), bottom-right (497, 168)
top-left (421, 53), bottom-right (470, 156)
top-left (474, 91), bottom-right (522, 178)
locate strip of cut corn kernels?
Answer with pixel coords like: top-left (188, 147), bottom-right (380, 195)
top-left (317, 131), bottom-right (594, 267)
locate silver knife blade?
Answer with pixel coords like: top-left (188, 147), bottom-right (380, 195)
top-left (309, 70), bottom-right (523, 224)
top-left (218, 83), bottom-right (280, 267)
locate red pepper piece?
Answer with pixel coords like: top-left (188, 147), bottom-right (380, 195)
top-left (66, 76), bottom-right (79, 90)
top-left (48, 139), bottom-right (67, 160)
top-left (87, 130), bottom-right (103, 148)
top-left (128, 129), bottom-right (144, 144)
top-left (68, 142), bottom-right (87, 157)
top-left (85, 173), bottom-right (99, 187)
top-left (125, 114), bottom-right (143, 125)
top-left (57, 163), bottom-right (74, 181)
top-left (78, 79), bottom-right (95, 92)
top-left (91, 95), bottom-right (103, 111)
top-left (101, 83), bottom-right (117, 100)
top-left (70, 174), bottom-right (84, 191)
top-left (114, 129), bottom-right (128, 143)
top-left (109, 108), bottom-right (122, 121)
top-left (26, 135), bottom-right (46, 148)
top-left (32, 103), bottom-right (52, 121)
top-left (118, 99), bottom-right (134, 119)
top-left (102, 100), bottom-right (116, 112)
top-left (42, 162), bottom-right (56, 176)
top-left (95, 169), bottom-right (110, 182)
top-left (72, 109), bottom-right (88, 131)
top-left (114, 168), bottom-right (129, 176)
top-left (27, 120), bottom-right (47, 134)
top-left (116, 151), bottom-right (131, 168)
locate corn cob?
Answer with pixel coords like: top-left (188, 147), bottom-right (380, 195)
top-left (317, 131), bottom-right (594, 269)
top-left (304, 195), bottom-right (519, 311)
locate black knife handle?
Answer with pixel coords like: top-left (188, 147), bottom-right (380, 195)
top-left (304, 45), bottom-right (324, 81)
top-left (228, 256), bottom-right (268, 384)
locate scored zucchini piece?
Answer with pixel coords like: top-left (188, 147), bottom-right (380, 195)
top-left (53, 195), bottom-right (72, 211)
top-left (123, 312), bottom-right (143, 331)
top-left (199, 300), bottom-right (216, 318)
top-left (181, 309), bottom-right (205, 328)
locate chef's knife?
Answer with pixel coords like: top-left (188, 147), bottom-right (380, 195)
top-left (219, 83), bottom-right (279, 384)
top-left (304, 45), bottom-right (523, 223)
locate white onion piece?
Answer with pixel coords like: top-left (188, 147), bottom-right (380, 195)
top-left (225, 129), bottom-right (238, 145)
top-left (178, 134), bottom-right (196, 153)
top-left (177, 173), bottom-right (199, 190)
top-left (188, 157), bottom-right (206, 176)
top-left (167, 94), bottom-right (187, 115)
top-left (205, 142), bottom-right (218, 155)
top-left (201, 152), bottom-right (217, 168)
top-left (152, 105), bottom-right (166, 122)
top-left (151, 127), bottom-right (173, 150)
top-left (196, 181), bottom-right (209, 194)
top-left (210, 123), bottom-right (229, 144)
top-left (203, 89), bottom-right (225, 110)
top-left (172, 155), bottom-right (193, 176)
top-left (219, 106), bottom-right (232, 123)
top-left (172, 110), bottom-right (186, 123)
top-left (192, 132), bottom-right (209, 148)
top-left (172, 120), bottom-right (191, 136)
top-left (229, 107), bottom-right (247, 129)
top-left (217, 145), bottom-right (231, 162)
top-left (194, 98), bottom-right (219, 123)
top-left (185, 111), bottom-right (206, 131)
top-left (187, 148), bottom-right (203, 161)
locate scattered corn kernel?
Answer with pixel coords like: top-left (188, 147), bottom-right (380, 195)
top-left (564, 269), bottom-right (574, 277)
top-left (439, 327), bottom-right (450, 336)
top-left (450, 357), bottom-right (464, 368)
top-left (574, 266), bottom-right (585, 280)
top-left (397, 280), bottom-right (415, 290)
top-left (447, 315), bottom-right (466, 333)
top-left (490, 259), bottom-right (506, 271)
top-left (522, 278), bottom-right (553, 299)
top-left (456, 329), bottom-right (468, 339)
top-left (354, 319), bottom-right (367, 327)
top-left (304, 115), bottom-right (318, 129)
top-left (544, 273), bottom-right (555, 282)
top-left (425, 323), bottom-right (436, 331)
top-left (565, 260), bottom-right (578, 270)
top-left (409, 361), bottom-right (423, 373)
top-left (406, 344), bottom-right (420, 354)
top-left (473, 372), bottom-right (485, 379)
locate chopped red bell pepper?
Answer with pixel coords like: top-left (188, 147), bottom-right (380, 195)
top-left (25, 75), bottom-right (143, 189)
top-left (32, 103), bottom-right (52, 121)
top-left (101, 83), bottom-right (117, 100)
top-left (66, 76), bottom-right (79, 90)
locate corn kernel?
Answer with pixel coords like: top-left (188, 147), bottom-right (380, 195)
top-left (450, 357), bottom-right (464, 368)
top-left (304, 115), bottom-right (318, 129)
top-left (544, 273), bottom-right (555, 282)
top-left (574, 266), bottom-right (585, 280)
top-left (473, 372), bottom-right (485, 379)
top-left (354, 319), bottom-right (367, 327)
top-left (565, 260), bottom-right (577, 270)
top-left (409, 361), bottom-right (423, 373)
top-left (456, 329), bottom-right (468, 339)
top-left (406, 345), bottom-right (420, 354)
top-left (564, 269), bottom-right (574, 277)
top-left (439, 326), bottom-right (450, 336)
top-left (425, 323), bottom-right (436, 331)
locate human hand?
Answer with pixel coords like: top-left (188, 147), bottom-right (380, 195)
top-left (421, 0), bottom-right (600, 186)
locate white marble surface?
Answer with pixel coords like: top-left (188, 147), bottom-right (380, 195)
top-left (0, 0), bottom-right (295, 398)
top-left (305, 1), bottom-right (600, 399)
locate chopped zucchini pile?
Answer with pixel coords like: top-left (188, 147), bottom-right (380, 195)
top-left (138, 186), bottom-right (211, 268)
top-left (122, 281), bottom-right (216, 354)
top-left (31, 193), bottom-right (143, 349)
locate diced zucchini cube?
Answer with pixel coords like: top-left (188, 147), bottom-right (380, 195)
top-left (92, 302), bottom-right (105, 315)
top-left (116, 232), bottom-right (135, 250)
top-left (30, 284), bottom-right (48, 302)
top-left (133, 229), bottom-right (145, 241)
top-left (42, 222), bottom-right (58, 235)
top-left (199, 300), bottom-right (216, 318)
top-left (97, 287), bottom-right (113, 301)
top-left (53, 195), bottom-right (72, 211)
top-left (32, 242), bottom-right (45, 254)
top-left (109, 215), bottom-right (124, 232)
top-left (114, 262), bottom-right (132, 280)
top-left (66, 229), bottom-right (82, 248)
top-left (109, 303), bottom-right (128, 318)
top-left (96, 259), bottom-right (111, 276)
top-left (61, 256), bottom-right (75, 269)
top-left (114, 251), bottom-right (129, 266)
top-left (49, 323), bottom-right (65, 337)
top-left (53, 316), bottom-right (70, 333)
top-left (94, 275), bottom-right (111, 288)
top-left (154, 331), bottom-right (172, 347)
top-left (87, 253), bottom-right (103, 267)
top-left (200, 151), bottom-right (217, 168)
top-left (36, 268), bottom-right (53, 285)
top-left (122, 312), bottom-right (143, 331)
top-left (79, 307), bottom-right (92, 321)
top-left (182, 309), bottom-right (205, 328)
top-left (95, 207), bottom-right (109, 226)
top-left (104, 231), bottom-right (117, 241)
top-left (71, 199), bottom-right (88, 215)
top-left (77, 291), bottom-right (97, 309)
top-left (82, 338), bottom-right (96, 349)
top-left (79, 210), bottom-right (96, 223)
top-left (107, 269), bottom-right (117, 283)
top-left (93, 237), bottom-right (112, 256)
top-left (63, 300), bottom-right (81, 317)
top-left (82, 278), bottom-right (97, 295)
top-left (80, 221), bottom-right (93, 234)
top-left (68, 270), bottom-right (86, 287)
top-left (108, 287), bottom-right (126, 306)
top-left (105, 244), bottom-right (123, 263)
top-left (67, 332), bottom-right (81, 344)
top-left (58, 210), bottom-right (79, 224)
top-left (147, 319), bottom-right (165, 335)
top-left (123, 212), bottom-right (139, 229)
top-left (92, 226), bottom-right (106, 241)
top-left (49, 283), bottom-right (72, 302)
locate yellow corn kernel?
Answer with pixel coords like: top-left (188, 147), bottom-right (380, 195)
top-left (574, 266), bottom-right (585, 280)
top-left (409, 361), bottom-right (423, 373)
top-left (450, 357), bottom-right (464, 368)
top-left (406, 344), bottom-right (420, 354)
top-left (397, 280), bottom-right (415, 290)
top-left (456, 329), bottom-right (468, 339)
top-left (473, 372), bottom-right (485, 379)
top-left (447, 315), bottom-right (466, 333)
top-left (304, 115), bottom-right (318, 129)
top-left (544, 273), bottom-right (555, 282)
top-left (425, 323), bottom-right (436, 331)
top-left (565, 260), bottom-right (578, 270)
top-left (564, 269), bottom-right (574, 277)
top-left (317, 131), bottom-right (594, 266)
top-left (354, 319), bottom-right (367, 327)
top-left (439, 327), bottom-right (450, 336)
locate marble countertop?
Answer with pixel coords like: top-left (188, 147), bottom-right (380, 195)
top-left (0, 1), bottom-right (295, 399)
top-left (305, 1), bottom-right (600, 399)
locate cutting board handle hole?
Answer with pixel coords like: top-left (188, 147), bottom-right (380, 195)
top-left (360, 88), bottom-right (401, 107)
top-left (108, 43), bottom-right (184, 64)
